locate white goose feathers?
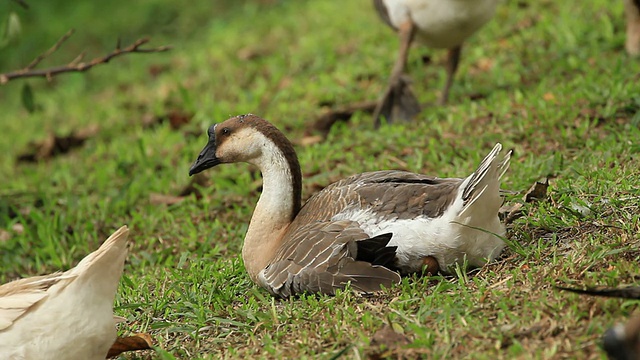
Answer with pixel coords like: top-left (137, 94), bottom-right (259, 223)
top-left (189, 114), bottom-right (510, 298)
top-left (0, 226), bottom-right (129, 360)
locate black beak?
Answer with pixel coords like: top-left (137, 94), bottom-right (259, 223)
top-left (189, 134), bottom-right (220, 176)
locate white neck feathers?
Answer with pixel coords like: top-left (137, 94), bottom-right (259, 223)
top-left (241, 131), bottom-right (299, 281)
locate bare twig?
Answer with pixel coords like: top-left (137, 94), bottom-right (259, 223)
top-left (0, 31), bottom-right (172, 84)
top-left (25, 29), bottom-right (76, 70)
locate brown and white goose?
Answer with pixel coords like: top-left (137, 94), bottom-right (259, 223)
top-left (372, 0), bottom-right (499, 124)
top-left (0, 226), bottom-right (129, 360)
top-left (189, 114), bottom-right (510, 298)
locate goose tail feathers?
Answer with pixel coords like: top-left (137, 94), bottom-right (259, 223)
top-left (459, 143), bottom-right (511, 218)
top-left (338, 260), bottom-right (401, 294)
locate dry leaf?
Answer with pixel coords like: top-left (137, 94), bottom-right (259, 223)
top-left (499, 202), bottom-right (524, 224)
top-left (141, 110), bottom-right (193, 130)
top-left (236, 46), bottom-right (271, 61)
top-left (0, 230), bottom-right (10, 243)
top-left (523, 178), bottom-right (549, 203)
top-left (149, 193), bottom-right (185, 206)
top-left (167, 110), bottom-right (192, 130)
top-left (179, 172), bottom-right (209, 199)
top-left (543, 92), bottom-right (556, 102)
top-left (12, 223), bottom-right (24, 234)
top-left (297, 135), bottom-right (323, 147)
top-left (308, 100), bottom-right (378, 136)
top-left (370, 324), bottom-right (410, 349)
top-left (17, 124), bottom-right (99, 162)
top-left (499, 178), bottom-right (549, 224)
top-left (107, 333), bottom-right (153, 358)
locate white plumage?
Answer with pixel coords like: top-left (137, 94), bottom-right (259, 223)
top-left (0, 226), bottom-right (129, 360)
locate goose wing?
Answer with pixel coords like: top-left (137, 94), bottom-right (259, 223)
top-left (296, 170), bottom-right (464, 224)
top-left (0, 273), bottom-right (74, 331)
top-left (0, 226), bottom-right (128, 332)
top-left (258, 219), bottom-right (400, 298)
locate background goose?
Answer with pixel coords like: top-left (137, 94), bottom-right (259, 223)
top-left (0, 226), bottom-right (129, 360)
top-left (372, 0), bottom-right (499, 124)
top-left (189, 114), bottom-right (510, 298)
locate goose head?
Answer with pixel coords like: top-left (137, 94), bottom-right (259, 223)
top-left (188, 115), bottom-right (304, 279)
top-left (189, 114), bottom-right (298, 176)
top-left (190, 115), bottom-right (261, 175)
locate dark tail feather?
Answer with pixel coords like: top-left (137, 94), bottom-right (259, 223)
top-left (355, 233), bottom-right (397, 269)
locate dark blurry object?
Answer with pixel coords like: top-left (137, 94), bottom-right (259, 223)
top-left (309, 100), bottom-right (377, 136)
top-left (17, 124), bottom-right (99, 162)
top-left (602, 315), bottom-right (640, 360)
top-left (557, 285), bottom-right (640, 360)
top-left (556, 285), bottom-right (640, 300)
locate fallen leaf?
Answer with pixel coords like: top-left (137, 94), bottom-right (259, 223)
top-left (148, 64), bottom-right (169, 78)
top-left (179, 172), bottom-right (209, 199)
top-left (297, 135), bottom-right (323, 147)
top-left (0, 230), bottom-right (10, 243)
top-left (17, 124), bottom-right (99, 162)
top-left (107, 333), bottom-right (153, 358)
top-left (149, 193), bottom-right (185, 206)
top-left (141, 110), bottom-right (193, 130)
top-left (12, 223), bottom-right (24, 234)
top-left (278, 76), bottom-right (293, 90)
top-left (499, 203), bottom-right (524, 224)
top-left (543, 92), bottom-right (556, 102)
top-left (308, 100), bottom-right (378, 136)
top-left (471, 58), bottom-right (494, 74)
top-left (523, 178), bottom-right (549, 203)
top-left (236, 46), bottom-right (271, 61)
top-left (370, 324), bottom-right (410, 349)
top-left (167, 110), bottom-right (192, 130)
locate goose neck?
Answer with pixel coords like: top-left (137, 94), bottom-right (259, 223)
top-left (241, 133), bottom-right (302, 280)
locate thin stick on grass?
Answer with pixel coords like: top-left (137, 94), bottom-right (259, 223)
top-left (0, 30), bottom-right (172, 84)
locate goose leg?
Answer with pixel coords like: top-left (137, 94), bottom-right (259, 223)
top-left (439, 45), bottom-right (462, 105)
top-left (625, 0), bottom-right (640, 56)
top-left (373, 20), bottom-right (421, 127)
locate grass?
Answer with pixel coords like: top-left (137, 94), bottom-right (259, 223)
top-left (1, 0), bottom-right (639, 358)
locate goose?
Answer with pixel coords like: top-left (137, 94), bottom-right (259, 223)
top-left (189, 114), bottom-right (510, 298)
top-left (625, 0), bottom-right (640, 56)
top-left (0, 225), bottom-right (129, 360)
top-left (372, 0), bottom-right (499, 125)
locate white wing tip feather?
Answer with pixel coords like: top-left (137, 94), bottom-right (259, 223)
top-left (459, 143), bottom-right (509, 217)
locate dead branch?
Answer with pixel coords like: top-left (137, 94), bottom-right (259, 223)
top-left (0, 30), bottom-right (172, 84)
top-left (25, 29), bottom-right (76, 70)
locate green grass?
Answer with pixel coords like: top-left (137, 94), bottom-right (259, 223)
top-left (1, 0), bottom-right (639, 358)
